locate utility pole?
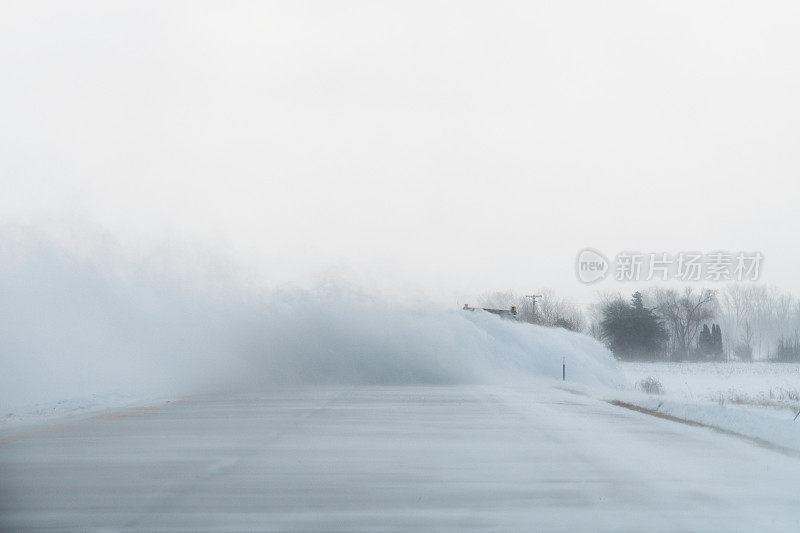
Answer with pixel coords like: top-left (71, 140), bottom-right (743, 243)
top-left (525, 294), bottom-right (543, 324)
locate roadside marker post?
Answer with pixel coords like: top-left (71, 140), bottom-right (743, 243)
top-left (562, 357), bottom-right (566, 381)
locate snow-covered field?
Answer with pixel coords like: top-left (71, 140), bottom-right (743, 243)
top-left (619, 361), bottom-right (800, 410)
top-left (614, 361), bottom-right (800, 454)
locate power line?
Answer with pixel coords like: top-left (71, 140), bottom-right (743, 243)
top-left (525, 294), bottom-right (543, 323)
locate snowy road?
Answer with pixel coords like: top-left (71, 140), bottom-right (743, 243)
top-left (2, 386), bottom-right (799, 532)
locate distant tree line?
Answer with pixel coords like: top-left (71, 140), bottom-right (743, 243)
top-left (477, 284), bottom-right (800, 362)
top-left (594, 286), bottom-right (800, 362)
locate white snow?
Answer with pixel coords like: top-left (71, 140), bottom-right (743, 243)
top-left (611, 362), bottom-right (800, 454)
top-left (619, 361), bottom-right (800, 408)
top-left (0, 232), bottom-right (620, 425)
top-left (0, 393), bottom-right (174, 436)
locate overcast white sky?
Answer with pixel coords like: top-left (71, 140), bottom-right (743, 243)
top-left (2, 1), bottom-right (798, 305)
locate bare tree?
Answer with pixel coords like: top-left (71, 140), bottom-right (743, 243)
top-left (476, 290), bottom-right (518, 310)
top-left (654, 287), bottom-right (716, 360)
top-left (533, 289), bottom-right (586, 331)
top-left (735, 321), bottom-right (754, 361)
top-left (474, 288), bottom-right (585, 332)
top-left (714, 284), bottom-right (800, 360)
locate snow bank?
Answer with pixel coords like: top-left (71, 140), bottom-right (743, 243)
top-left (0, 230), bottom-right (619, 415)
top-left (236, 297), bottom-right (620, 390)
top-left (610, 394), bottom-right (800, 455)
top-left (0, 393), bottom-right (172, 434)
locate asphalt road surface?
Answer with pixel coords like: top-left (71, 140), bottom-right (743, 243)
top-left (2, 386), bottom-right (799, 531)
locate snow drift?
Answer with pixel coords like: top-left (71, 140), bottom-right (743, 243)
top-left (0, 229), bottom-right (619, 412)
top-left (230, 294), bottom-right (619, 390)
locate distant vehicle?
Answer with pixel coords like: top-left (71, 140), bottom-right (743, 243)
top-left (462, 304), bottom-right (519, 320)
